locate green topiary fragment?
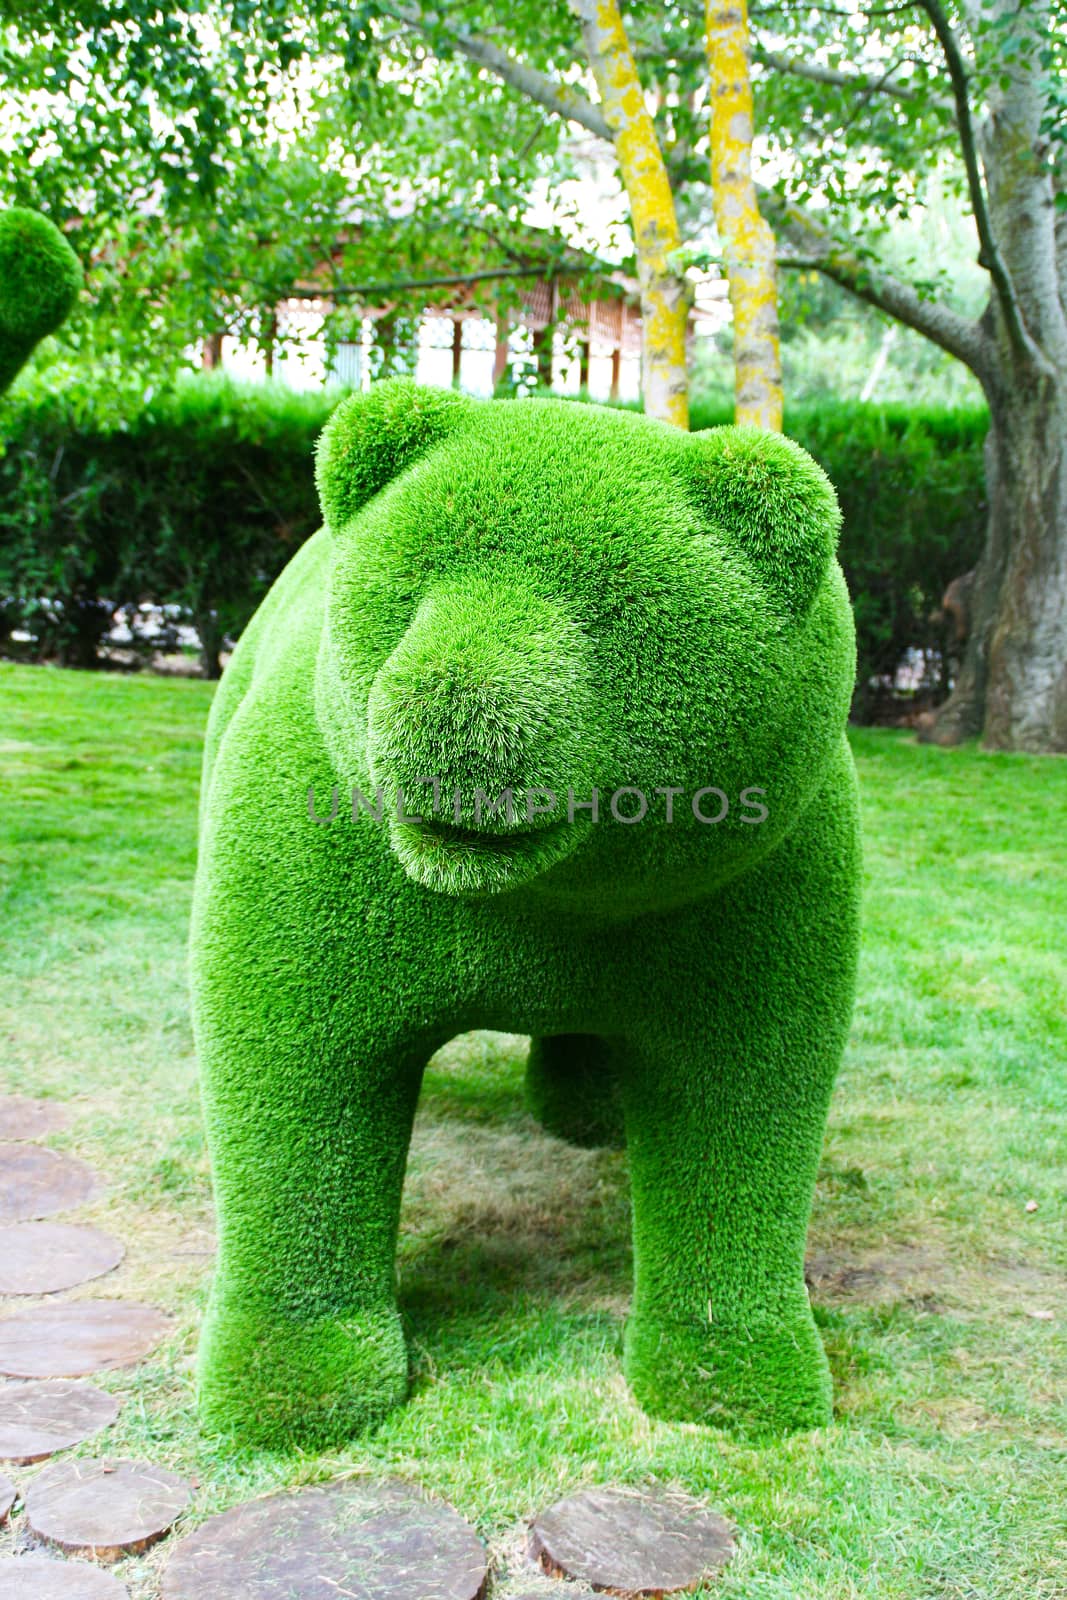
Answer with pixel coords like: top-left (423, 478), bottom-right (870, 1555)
top-left (0, 209), bottom-right (82, 395)
top-left (191, 379), bottom-right (862, 1449)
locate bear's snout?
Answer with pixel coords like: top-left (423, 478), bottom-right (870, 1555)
top-left (368, 578), bottom-right (590, 827)
top-left (365, 578), bottom-right (596, 894)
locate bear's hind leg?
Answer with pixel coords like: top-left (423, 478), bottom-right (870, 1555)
top-left (525, 1033), bottom-right (625, 1150)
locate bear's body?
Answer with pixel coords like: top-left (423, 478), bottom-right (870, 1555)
top-left (191, 383), bottom-right (861, 1448)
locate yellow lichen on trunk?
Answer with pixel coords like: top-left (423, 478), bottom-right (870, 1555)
top-left (705, 0), bottom-right (783, 431)
top-left (572, 0), bottom-right (690, 429)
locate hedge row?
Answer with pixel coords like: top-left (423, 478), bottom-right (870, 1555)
top-left (0, 376), bottom-right (335, 677)
top-left (0, 374), bottom-right (988, 713)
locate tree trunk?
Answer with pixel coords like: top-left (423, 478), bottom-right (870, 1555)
top-left (924, 0), bottom-right (1067, 753)
top-left (55, 597), bottom-right (112, 670)
top-left (704, 0), bottom-right (783, 431)
top-left (195, 609), bottom-right (224, 680)
top-left (571, 0), bottom-right (691, 428)
top-left (924, 367), bottom-right (1067, 752)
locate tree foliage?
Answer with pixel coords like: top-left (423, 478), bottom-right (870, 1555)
top-left (4, 0), bottom-right (1065, 747)
top-left (0, 0), bottom-right (587, 374)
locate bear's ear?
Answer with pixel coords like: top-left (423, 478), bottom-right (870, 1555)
top-left (315, 378), bottom-right (475, 532)
top-left (683, 425), bottom-right (841, 615)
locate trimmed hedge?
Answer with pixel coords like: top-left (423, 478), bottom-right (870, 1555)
top-left (0, 375), bottom-right (988, 711)
top-left (0, 376), bottom-right (336, 676)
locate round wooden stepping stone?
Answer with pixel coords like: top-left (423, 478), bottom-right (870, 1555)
top-left (0, 1554), bottom-right (130, 1598)
top-left (0, 1223), bottom-right (125, 1296)
top-left (0, 1098), bottom-right (72, 1142)
top-left (528, 1486), bottom-right (734, 1595)
top-left (0, 1380), bottom-right (121, 1463)
top-left (0, 1467), bottom-right (15, 1522)
top-left (0, 1302), bottom-right (169, 1378)
top-left (0, 1144), bottom-right (101, 1224)
top-left (24, 1457), bottom-right (193, 1561)
top-left (163, 1480), bottom-right (488, 1600)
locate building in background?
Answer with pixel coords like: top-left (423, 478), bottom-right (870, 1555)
top-left (204, 227), bottom-right (727, 399)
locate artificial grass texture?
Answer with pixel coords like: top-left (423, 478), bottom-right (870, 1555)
top-left (0, 208), bottom-right (81, 393)
top-left (2, 665), bottom-right (1066, 1600)
top-left (190, 380), bottom-right (862, 1449)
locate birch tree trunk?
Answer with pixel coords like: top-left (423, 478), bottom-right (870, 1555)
top-left (705, 0), bottom-right (783, 431)
top-left (571, 0), bottom-right (691, 428)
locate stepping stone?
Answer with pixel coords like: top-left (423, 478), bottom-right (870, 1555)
top-left (528, 1486), bottom-right (735, 1596)
top-left (0, 1223), bottom-right (125, 1296)
top-left (0, 1098), bottom-right (71, 1142)
top-left (0, 1380), bottom-right (121, 1463)
top-left (0, 1302), bottom-right (169, 1378)
top-left (0, 1554), bottom-right (131, 1598)
top-left (0, 1144), bottom-right (101, 1224)
top-left (24, 1457), bottom-right (194, 1561)
top-left (0, 1467), bottom-right (14, 1522)
top-left (163, 1480), bottom-right (488, 1600)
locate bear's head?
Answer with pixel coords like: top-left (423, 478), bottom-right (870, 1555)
top-left (315, 380), bottom-right (854, 913)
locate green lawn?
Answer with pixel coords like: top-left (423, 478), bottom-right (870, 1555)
top-left (1, 660), bottom-right (1065, 1598)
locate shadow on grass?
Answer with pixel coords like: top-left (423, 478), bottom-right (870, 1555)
top-left (399, 1031), bottom-right (634, 1368)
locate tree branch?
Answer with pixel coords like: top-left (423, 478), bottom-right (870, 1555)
top-left (630, 31), bottom-right (955, 115)
top-left (766, 191), bottom-right (993, 376)
top-left (374, 3), bottom-right (715, 190)
top-left (753, 42), bottom-right (954, 114)
top-left (378, 0), bottom-right (612, 142)
top-left (915, 0), bottom-right (1032, 360)
top-left (753, 0), bottom-right (924, 18)
top-left (286, 266), bottom-right (589, 299)
top-left (367, 0), bottom-right (1011, 386)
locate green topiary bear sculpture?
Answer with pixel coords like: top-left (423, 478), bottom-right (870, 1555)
top-left (0, 209), bottom-right (82, 394)
top-left (190, 380), bottom-right (861, 1449)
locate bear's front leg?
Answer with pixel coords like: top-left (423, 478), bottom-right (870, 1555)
top-left (620, 787), bottom-right (860, 1437)
top-left (194, 1017), bottom-right (426, 1449)
top-left (191, 857), bottom-right (441, 1449)
top-left (621, 1030), bottom-right (836, 1437)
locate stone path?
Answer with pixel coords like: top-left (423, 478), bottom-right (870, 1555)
top-left (0, 1088), bottom-right (737, 1597)
top-left (0, 1553), bottom-right (130, 1597)
top-left (162, 1480), bottom-right (489, 1600)
top-left (24, 1458), bottom-right (193, 1561)
top-left (0, 1222), bottom-right (124, 1296)
top-left (528, 1485), bottom-right (735, 1595)
top-left (0, 1092), bottom-right (179, 1591)
top-left (0, 1301), bottom-right (169, 1378)
top-left (0, 1099), bottom-right (71, 1142)
top-left (0, 1144), bottom-right (100, 1224)
top-left (0, 1380), bottom-right (119, 1464)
